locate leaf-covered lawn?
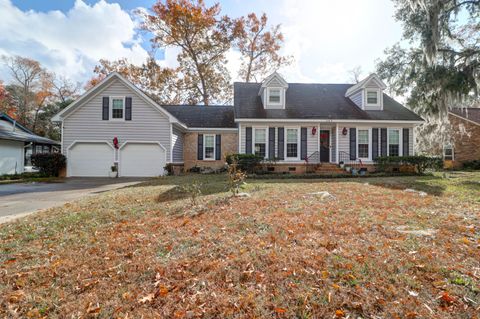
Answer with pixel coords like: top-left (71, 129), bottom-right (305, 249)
top-left (1, 172), bottom-right (479, 318)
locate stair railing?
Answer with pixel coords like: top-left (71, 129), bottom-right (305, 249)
top-left (338, 151), bottom-right (363, 171)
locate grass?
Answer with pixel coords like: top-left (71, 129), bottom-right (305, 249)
top-left (0, 172), bottom-right (479, 318)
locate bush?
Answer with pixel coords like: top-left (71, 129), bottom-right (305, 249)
top-left (225, 154), bottom-right (264, 173)
top-left (31, 153), bottom-right (66, 177)
top-left (462, 160), bottom-right (480, 170)
top-left (375, 156), bottom-right (443, 174)
top-left (227, 158), bottom-right (247, 196)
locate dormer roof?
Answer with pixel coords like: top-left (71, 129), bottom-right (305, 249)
top-left (259, 72), bottom-right (288, 95)
top-left (345, 73), bottom-right (386, 97)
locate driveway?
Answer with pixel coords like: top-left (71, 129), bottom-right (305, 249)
top-left (0, 178), bottom-right (146, 224)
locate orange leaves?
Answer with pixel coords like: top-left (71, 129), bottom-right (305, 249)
top-left (274, 307), bottom-right (287, 315)
top-left (335, 309), bottom-right (345, 317)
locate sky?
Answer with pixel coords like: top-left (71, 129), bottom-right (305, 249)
top-left (0, 0), bottom-right (404, 86)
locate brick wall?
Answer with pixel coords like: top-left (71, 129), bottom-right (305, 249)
top-left (449, 113), bottom-right (480, 165)
top-left (184, 132), bottom-right (238, 170)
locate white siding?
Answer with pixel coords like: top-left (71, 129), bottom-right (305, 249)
top-left (63, 78), bottom-right (172, 161)
top-left (0, 140), bottom-right (24, 175)
top-left (172, 126), bottom-right (184, 162)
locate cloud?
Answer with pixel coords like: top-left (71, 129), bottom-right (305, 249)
top-left (0, 0), bottom-right (149, 84)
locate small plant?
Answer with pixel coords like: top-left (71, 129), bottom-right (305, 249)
top-left (111, 165), bottom-right (117, 172)
top-left (164, 163), bottom-right (174, 175)
top-left (227, 158), bottom-right (247, 196)
top-left (180, 180), bottom-right (202, 206)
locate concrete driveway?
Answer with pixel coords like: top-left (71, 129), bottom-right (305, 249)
top-left (0, 178), bottom-right (146, 224)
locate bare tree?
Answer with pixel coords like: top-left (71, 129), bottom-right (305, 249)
top-left (347, 66), bottom-right (363, 84)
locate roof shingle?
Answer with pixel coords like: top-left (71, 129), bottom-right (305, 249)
top-left (162, 105), bottom-right (236, 128)
top-left (450, 108), bottom-right (480, 124)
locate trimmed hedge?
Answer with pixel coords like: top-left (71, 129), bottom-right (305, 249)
top-left (31, 153), bottom-right (66, 177)
top-left (463, 160), bottom-right (480, 170)
top-left (375, 156), bottom-right (442, 174)
top-left (225, 153), bottom-right (264, 173)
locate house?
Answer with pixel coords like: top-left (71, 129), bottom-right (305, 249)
top-left (52, 72), bottom-right (423, 177)
top-left (0, 113), bottom-right (59, 175)
top-left (444, 108), bottom-right (480, 167)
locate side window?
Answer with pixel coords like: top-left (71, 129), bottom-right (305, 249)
top-left (111, 97), bottom-right (124, 120)
top-left (204, 135), bottom-right (215, 160)
top-left (254, 128), bottom-right (267, 158)
top-left (444, 144), bottom-right (454, 160)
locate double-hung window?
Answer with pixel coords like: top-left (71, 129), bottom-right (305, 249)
top-left (111, 97), bottom-right (125, 120)
top-left (286, 128), bottom-right (299, 159)
top-left (443, 144), bottom-right (454, 160)
top-left (388, 129), bottom-right (400, 156)
top-left (268, 88), bottom-right (281, 104)
top-left (204, 135), bottom-right (215, 160)
top-left (358, 129), bottom-right (369, 159)
top-left (254, 128), bottom-right (267, 158)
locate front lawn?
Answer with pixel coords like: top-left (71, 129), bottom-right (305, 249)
top-left (1, 172), bottom-right (479, 318)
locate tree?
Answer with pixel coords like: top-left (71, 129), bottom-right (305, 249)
top-left (138, 0), bottom-right (242, 105)
top-left (376, 0), bottom-right (480, 154)
top-left (2, 55), bottom-right (45, 126)
top-left (88, 57), bottom-right (182, 104)
top-left (235, 13), bottom-right (291, 83)
top-left (0, 81), bottom-right (15, 117)
top-left (347, 66), bottom-right (363, 84)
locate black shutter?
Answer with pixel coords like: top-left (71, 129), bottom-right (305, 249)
top-left (277, 127), bottom-right (284, 160)
top-left (268, 127), bottom-right (275, 159)
top-left (102, 97), bottom-right (109, 120)
top-left (197, 134), bottom-right (203, 160)
top-left (372, 128), bottom-right (379, 160)
top-left (349, 128), bottom-right (356, 160)
top-left (215, 134), bottom-right (221, 160)
top-left (403, 128), bottom-right (409, 156)
top-left (245, 127), bottom-right (252, 154)
top-left (301, 127), bottom-right (307, 160)
top-left (381, 128), bottom-right (387, 156)
top-left (125, 97), bottom-right (132, 120)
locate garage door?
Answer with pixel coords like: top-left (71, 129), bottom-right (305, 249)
top-left (69, 142), bottom-right (114, 177)
top-left (119, 142), bottom-right (165, 177)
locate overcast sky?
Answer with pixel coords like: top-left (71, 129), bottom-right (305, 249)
top-left (0, 0), bottom-right (404, 86)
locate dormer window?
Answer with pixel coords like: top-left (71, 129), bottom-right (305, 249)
top-left (268, 88), bottom-right (281, 104)
top-left (366, 91), bottom-right (378, 105)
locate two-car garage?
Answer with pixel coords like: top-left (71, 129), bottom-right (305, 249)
top-left (68, 141), bottom-right (166, 177)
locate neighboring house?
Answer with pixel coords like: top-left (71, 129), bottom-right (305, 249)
top-left (52, 72), bottom-right (423, 177)
top-left (445, 108), bottom-right (480, 167)
top-left (0, 113), bottom-right (59, 175)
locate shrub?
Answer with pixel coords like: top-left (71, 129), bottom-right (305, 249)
top-left (164, 163), bottom-right (174, 175)
top-left (180, 180), bottom-right (202, 206)
top-left (227, 158), bottom-right (247, 196)
top-left (375, 156), bottom-right (442, 174)
top-left (462, 160), bottom-right (480, 170)
top-left (31, 153), bottom-right (66, 177)
top-left (225, 154), bottom-right (263, 173)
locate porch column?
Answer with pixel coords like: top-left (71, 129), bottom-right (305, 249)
top-left (335, 123), bottom-right (339, 164)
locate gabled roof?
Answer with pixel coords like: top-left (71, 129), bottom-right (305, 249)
top-left (52, 72), bottom-right (181, 124)
top-left (449, 108), bottom-right (480, 125)
top-left (234, 82), bottom-right (423, 122)
top-left (0, 113), bottom-right (59, 145)
top-left (345, 73), bottom-right (387, 97)
top-left (261, 72), bottom-right (289, 89)
top-left (162, 105), bottom-right (235, 128)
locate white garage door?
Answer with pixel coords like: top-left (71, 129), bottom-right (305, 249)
top-left (119, 142), bottom-right (165, 177)
top-left (69, 142), bottom-right (113, 177)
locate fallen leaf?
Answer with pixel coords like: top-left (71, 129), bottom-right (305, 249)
top-left (138, 293), bottom-right (155, 304)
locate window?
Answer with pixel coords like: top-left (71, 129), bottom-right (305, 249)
top-left (268, 88), bottom-right (281, 104)
top-left (444, 144), bottom-right (454, 160)
top-left (204, 135), bottom-right (215, 160)
top-left (366, 91), bottom-right (378, 105)
top-left (111, 97), bottom-right (124, 119)
top-left (358, 129), bottom-right (369, 159)
top-left (286, 128), bottom-right (299, 158)
top-left (254, 128), bottom-right (267, 158)
top-left (388, 129), bottom-right (400, 156)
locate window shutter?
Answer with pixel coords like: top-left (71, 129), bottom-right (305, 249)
top-left (380, 128), bottom-right (387, 156)
top-left (277, 127), bottom-right (284, 160)
top-left (268, 127), bottom-right (275, 159)
top-left (372, 128), bottom-right (379, 160)
top-left (245, 127), bottom-right (252, 154)
top-left (215, 134), bottom-right (221, 160)
top-left (301, 127), bottom-right (307, 160)
top-left (403, 128), bottom-right (409, 156)
top-left (102, 97), bottom-right (109, 120)
top-left (125, 97), bottom-right (132, 120)
top-left (349, 128), bottom-right (356, 160)
top-left (197, 134), bottom-right (203, 160)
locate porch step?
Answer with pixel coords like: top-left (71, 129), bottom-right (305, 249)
top-left (311, 163), bottom-right (348, 175)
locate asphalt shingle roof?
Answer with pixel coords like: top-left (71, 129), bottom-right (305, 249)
top-left (450, 108), bottom-right (480, 124)
top-left (0, 113), bottom-right (59, 145)
top-left (162, 105), bottom-right (236, 128)
top-left (233, 82), bottom-right (423, 121)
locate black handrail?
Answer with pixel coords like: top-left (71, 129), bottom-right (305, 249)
top-left (338, 151), bottom-right (363, 169)
top-left (305, 151), bottom-right (320, 164)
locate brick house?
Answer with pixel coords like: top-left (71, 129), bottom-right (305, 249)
top-left (445, 108), bottom-right (480, 167)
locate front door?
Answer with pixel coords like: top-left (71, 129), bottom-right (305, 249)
top-left (320, 130), bottom-right (330, 162)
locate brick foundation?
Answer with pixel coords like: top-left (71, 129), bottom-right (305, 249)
top-left (184, 132), bottom-right (238, 171)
